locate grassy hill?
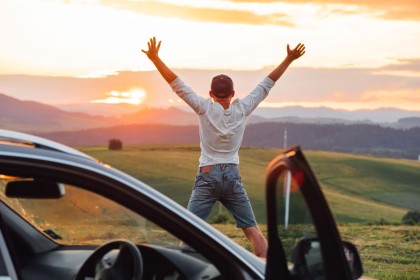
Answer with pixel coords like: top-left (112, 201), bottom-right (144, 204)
top-left (81, 145), bottom-right (420, 224)
top-left (78, 145), bottom-right (420, 279)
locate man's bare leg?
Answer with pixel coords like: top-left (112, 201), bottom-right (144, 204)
top-left (242, 226), bottom-right (268, 258)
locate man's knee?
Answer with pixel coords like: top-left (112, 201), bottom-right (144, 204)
top-left (242, 226), bottom-right (267, 258)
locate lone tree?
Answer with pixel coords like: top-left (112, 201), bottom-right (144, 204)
top-left (108, 139), bottom-right (123, 150)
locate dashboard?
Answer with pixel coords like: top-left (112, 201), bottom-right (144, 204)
top-left (20, 244), bottom-right (222, 280)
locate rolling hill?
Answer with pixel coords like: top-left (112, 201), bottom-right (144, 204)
top-left (80, 145), bottom-right (419, 224)
top-left (0, 93), bottom-right (118, 132)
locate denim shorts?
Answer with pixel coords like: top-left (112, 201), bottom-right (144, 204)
top-left (187, 164), bottom-right (257, 228)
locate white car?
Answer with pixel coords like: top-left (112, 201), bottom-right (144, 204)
top-left (0, 129), bottom-right (363, 279)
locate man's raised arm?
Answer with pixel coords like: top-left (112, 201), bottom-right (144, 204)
top-left (268, 43), bottom-right (305, 82)
top-left (141, 37), bottom-right (177, 84)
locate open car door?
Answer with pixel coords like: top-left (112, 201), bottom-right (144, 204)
top-left (265, 146), bottom-right (363, 280)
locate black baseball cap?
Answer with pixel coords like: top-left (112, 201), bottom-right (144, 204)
top-left (211, 74), bottom-right (234, 97)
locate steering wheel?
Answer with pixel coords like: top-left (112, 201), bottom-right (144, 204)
top-left (75, 240), bottom-right (143, 280)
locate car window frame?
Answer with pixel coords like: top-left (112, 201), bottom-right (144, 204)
top-left (0, 218), bottom-right (19, 280)
top-left (0, 146), bottom-right (264, 279)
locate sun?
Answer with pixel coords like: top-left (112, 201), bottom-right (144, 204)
top-left (91, 89), bottom-right (147, 105)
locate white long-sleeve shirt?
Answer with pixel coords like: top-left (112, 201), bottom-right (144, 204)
top-left (170, 76), bottom-right (275, 166)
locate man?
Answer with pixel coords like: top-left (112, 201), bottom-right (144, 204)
top-left (142, 37), bottom-right (305, 258)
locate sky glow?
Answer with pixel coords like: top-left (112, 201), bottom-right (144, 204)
top-left (91, 89), bottom-right (147, 105)
top-left (0, 0), bottom-right (419, 110)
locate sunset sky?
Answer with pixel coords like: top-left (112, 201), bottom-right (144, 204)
top-left (0, 0), bottom-right (419, 112)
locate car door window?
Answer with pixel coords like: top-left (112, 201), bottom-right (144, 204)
top-left (276, 170), bottom-right (325, 279)
top-left (0, 177), bottom-right (180, 247)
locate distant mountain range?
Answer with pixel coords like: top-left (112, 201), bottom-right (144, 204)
top-left (0, 93), bottom-right (195, 133)
top-left (2, 93), bottom-right (420, 159)
top-left (2, 93), bottom-right (420, 134)
top-left (253, 106), bottom-right (420, 125)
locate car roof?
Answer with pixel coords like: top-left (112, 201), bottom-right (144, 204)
top-left (0, 129), bottom-right (93, 160)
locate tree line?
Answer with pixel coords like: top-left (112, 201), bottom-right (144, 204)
top-left (243, 123), bottom-right (420, 160)
top-left (40, 122), bottom-right (420, 160)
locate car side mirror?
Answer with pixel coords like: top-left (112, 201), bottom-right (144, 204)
top-left (291, 238), bottom-right (363, 280)
top-left (342, 241), bottom-right (363, 279)
top-left (5, 180), bottom-right (65, 199)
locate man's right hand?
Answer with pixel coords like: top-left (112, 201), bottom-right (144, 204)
top-left (140, 36), bottom-right (178, 84)
top-left (141, 37), bottom-right (161, 61)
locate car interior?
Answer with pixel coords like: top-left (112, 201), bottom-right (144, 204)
top-left (0, 173), bottom-right (227, 280)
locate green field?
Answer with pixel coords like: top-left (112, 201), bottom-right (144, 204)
top-left (81, 145), bottom-right (419, 224)
top-left (80, 145), bottom-right (420, 279)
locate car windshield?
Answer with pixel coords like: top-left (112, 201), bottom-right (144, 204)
top-left (0, 176), bottom-right (180, 247)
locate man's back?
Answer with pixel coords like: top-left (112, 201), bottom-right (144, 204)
top-left (170, 76), bottom-right (275, 166)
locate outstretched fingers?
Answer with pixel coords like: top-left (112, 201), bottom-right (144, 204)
top-left (296, 43), bottom-right (305, 54)
top-left (156, 40), bottom-right (161, 52)
top-left (141, 37), bottom-right (162, 59)
top-left (299, 43), bottom-right (306, 53)
top-left (150, 37), bottom-right (161, 52)
top-left (289, 43), bottom-right (305, 59)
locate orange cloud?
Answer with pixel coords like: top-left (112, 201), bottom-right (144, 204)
top-left (378, 58), bottom-right (420, 72)
top-left (98, 0), bottom-right (293, 26)
top-left (229, 0), bottom-right (420, 21)
top-left (361, 88), bottom-right (420, 103)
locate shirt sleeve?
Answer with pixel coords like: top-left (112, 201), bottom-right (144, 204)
top-left (238, 77), bottom-right (275, 116)
top-left (170, 77), bottom-right (208, 115)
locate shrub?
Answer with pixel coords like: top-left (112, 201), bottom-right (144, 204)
top-left (402, 210), bottom-right (420, 225)
top-left (108, 139), bottom-right (123, 150)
